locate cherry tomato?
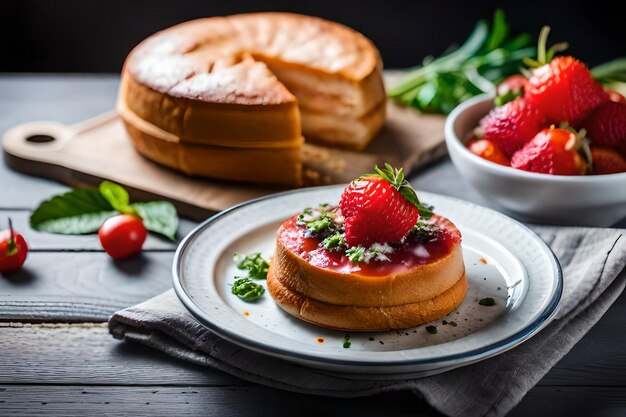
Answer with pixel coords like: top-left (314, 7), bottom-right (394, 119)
top-left (0, 219), bottom-right (28, 273)
top-left (466, 138), bottom-right (511, 166)
top-left (98, 214), bottom-right (147, 259)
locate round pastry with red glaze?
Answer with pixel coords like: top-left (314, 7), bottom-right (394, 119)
top-left (267, 165), bottom-right (466, 331)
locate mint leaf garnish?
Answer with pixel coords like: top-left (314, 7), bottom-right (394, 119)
top-left (99, 181), bottom-right (139, 216)
top-left (30, 189), bottom-right (116, 234)
top-left (132, 201), bottom-right (178, 241)
top-left (30, 183), bottom-right (179, 239)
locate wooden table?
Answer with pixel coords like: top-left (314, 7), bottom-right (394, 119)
top-left (1, 75), bottom-right (625, 416)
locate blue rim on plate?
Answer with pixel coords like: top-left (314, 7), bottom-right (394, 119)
top-left (172, 185), bottom-right (563, 372)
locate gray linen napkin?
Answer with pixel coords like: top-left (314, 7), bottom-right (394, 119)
top-left (109, 226), bottom-right (626, 417)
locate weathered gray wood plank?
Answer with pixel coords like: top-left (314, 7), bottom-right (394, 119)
top-left (510, 386), bottom-right (626, 417)
top-left (0, 324), bottom-right (240, 386)
top-left (0, 210), bottom-right (197, 250)
top-left (1, 321), bottom-right (626, 388)
top-left (0, 385), bottom-right (432, 417)
top-left (542, 292), bottom-right (626, 386)
top-left (1, 384), bottom-right (625, 417)
top-left (0, 252), bottom-right (174, 321)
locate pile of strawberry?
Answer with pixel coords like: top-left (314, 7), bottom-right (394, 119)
top-left (467, 29), bottom-right (626, 175)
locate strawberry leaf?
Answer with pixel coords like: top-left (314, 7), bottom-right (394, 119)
top-left (416, 203), bottom-right (434, 220)
top-left (372, 164), bottom-right (435, 216)
top-left (399, 185), bottom-right (420, 207)
top-left (373, 164), bottom-right (394, 185)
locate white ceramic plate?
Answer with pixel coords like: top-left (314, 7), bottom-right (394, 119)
top-left (173, 186), bottom-right (562, 376)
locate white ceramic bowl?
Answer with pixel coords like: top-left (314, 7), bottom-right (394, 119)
top-left (445, 94), bottom-right (626, 226)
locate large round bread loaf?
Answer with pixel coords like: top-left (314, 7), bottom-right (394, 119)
top-left (118, 13), bottom-right (386, 186)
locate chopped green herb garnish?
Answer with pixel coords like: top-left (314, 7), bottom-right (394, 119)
top-left (234, 253), bottom-right (269, 280)
top-left (426, 325), bottom-right (438, 334)
top-left (479, 297), bottom-right (496, 306)
top-left (346, 246), bottom-right (366, 264)
top-left (343, 334), bottom-right (351, 349)
top-left (322, 233), bottom-right (347, 251)
top-left (306, 218), bottom-right (331, 233)
top-left (231, 277), bottom-right (265, 301)
top-left (297, 207), bottom-right (313, 223)
top-left (362, 243), bottom-right (392, 263)
top-left (297, 205), bottom-right (337, 238)
top-left (344, 243), bottom-right (393, 265)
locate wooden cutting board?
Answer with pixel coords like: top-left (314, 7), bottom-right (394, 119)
top-left (3, 88), bottom-right (446, 221)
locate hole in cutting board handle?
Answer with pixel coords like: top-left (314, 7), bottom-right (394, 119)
top-left (26, 134), bottom-right (56, 144)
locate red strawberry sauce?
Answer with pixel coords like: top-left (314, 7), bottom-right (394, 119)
top-left (279, 214), bottom-right (460, 277)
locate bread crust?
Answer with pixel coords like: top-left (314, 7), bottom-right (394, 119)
top-left (267, 269), bottom-right (467, 331)
top-left (120, 109), bottom-right (302, 186)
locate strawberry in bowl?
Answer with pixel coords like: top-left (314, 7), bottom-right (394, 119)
top-left (444, 25), bottom-right (626, 226)
top-left (464, 26), bottom-right (626, 176)
top-left (267, 165), bottom-right (466, 331)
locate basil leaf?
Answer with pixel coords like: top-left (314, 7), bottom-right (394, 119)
top-left (131, 201), bottom-right (178, 241)
top-left (99, 181), bottom-right (138, 216)
top-left (30, 189), bottom-right (116, 234)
